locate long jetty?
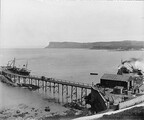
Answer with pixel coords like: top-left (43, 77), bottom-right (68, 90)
top-left (1, 70), bottom-right (92, 106)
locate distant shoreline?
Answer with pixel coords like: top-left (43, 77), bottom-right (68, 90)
top-left (46, 41), bottom-right (144, 51)
top-left (47, 47), bottom-right (144, 51)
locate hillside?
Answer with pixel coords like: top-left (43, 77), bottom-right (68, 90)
top-left (46, 41), bottom-right (144, 50)
top-left (97, 106), bottom-right (144, 120)
top-left (46, 42), bottom-right (94, 49)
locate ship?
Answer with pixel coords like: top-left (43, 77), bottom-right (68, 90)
top-left (85, 58), bottom-right (144, 114)
top-left (0, 59), bottom-right (41, 90)
top-left (1, 58), bottom-right (31, 76)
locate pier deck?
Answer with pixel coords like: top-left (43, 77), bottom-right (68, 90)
top-left (1, 69), bottom-right (92, 105)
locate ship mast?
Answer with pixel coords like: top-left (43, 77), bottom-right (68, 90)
top-left (26, 60), bottom-right (28, 69)
top-left (13, 58), bottom-right (16, 68)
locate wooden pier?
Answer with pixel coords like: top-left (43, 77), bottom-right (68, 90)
top-left (1, 70), bottom-right (92, 106)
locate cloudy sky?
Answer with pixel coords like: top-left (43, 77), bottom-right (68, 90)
top-left (1, 0), bottom-right (144, 48)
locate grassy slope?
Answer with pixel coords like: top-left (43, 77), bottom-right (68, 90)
top-left (97, 106), bottom-right (144, 120)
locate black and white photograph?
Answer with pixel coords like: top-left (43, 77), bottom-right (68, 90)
top-left (0, 0), bottom-right (144, 120)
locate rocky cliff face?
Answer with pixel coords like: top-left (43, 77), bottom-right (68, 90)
top-left (46, 41), bottom-right (144, 50)
top-left (46, 42), bottom-right (93, 49)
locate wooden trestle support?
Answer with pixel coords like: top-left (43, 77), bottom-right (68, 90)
top-left (1, 71), bottom-right (91, 106)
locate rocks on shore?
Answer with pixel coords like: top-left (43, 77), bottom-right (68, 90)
top-left (44, 107), bottom-right (50, 112)
top-left (63, 101), bottom-right (85, 110)
top-left (0, 104), bottom-right (52, 120)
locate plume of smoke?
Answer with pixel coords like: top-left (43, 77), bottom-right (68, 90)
top-left (129, 58), bottom-right (144, 72)
top-left (129, 58), bottom-right (143, 62)
top-left (135, 60), bottom-right (144, 72)
top-left (119, 57), bottom-right (144, 75)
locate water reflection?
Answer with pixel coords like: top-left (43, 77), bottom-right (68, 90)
top-left (0, 82), bottom-right (41, 108)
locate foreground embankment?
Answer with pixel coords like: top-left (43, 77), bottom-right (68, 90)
top-left (0, 103), bottom-right (66, 120)
top-left (73, 102), bottom-right (144, 120)
top-left (97, 106), bottom-right (144, 120)
top-left (0, 103), bottom-right (91, 120)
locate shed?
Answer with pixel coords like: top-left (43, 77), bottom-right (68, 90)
top-left (113, 86), bottom-right (124, 94)
top-left (100, 74), bottom-right (132, 89)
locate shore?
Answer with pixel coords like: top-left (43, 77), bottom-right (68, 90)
top-left (0, 103), bottom-right (90, 120)
top-left (0, 101), bottom-right (67, 120)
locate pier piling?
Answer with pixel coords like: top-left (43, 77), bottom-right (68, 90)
top-left (1, 71), bottom-right (92, 106)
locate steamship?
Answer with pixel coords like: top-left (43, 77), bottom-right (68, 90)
top-left (1, 58), bottom-right (31, 76)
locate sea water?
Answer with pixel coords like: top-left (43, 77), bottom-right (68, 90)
top-left (0, 48), bottom-right (143, 108)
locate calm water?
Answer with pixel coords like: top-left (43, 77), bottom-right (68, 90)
top-left (0, 48), bottom-right (143, 107)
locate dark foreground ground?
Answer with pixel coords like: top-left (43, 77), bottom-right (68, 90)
top-left (1, 104), bottom-right (144, 120)
top-left (43, 108), bottom-right (90, 120)
top-left (0, 104), bottom-right (90, 120)
top-left (96, 106), bottom-right (144, 120)
top-left (44, 106), bottom-right (144, 120)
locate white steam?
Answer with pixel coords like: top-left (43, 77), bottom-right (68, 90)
top-left (135, 61), bottom-right (144, 73)
top-left (119, 58), bottom-right (144, 75)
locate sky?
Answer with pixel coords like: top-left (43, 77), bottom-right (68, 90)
top-left (0, 0), bottom-right (144, 48)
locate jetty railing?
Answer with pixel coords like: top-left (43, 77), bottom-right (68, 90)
top-left (1, 70), bottom-right (92, 106)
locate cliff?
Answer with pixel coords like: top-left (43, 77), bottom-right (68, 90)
top-left (46, 41), bottom-right (144, 50)
top-left (46, 42), bottom-right (94, 49)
